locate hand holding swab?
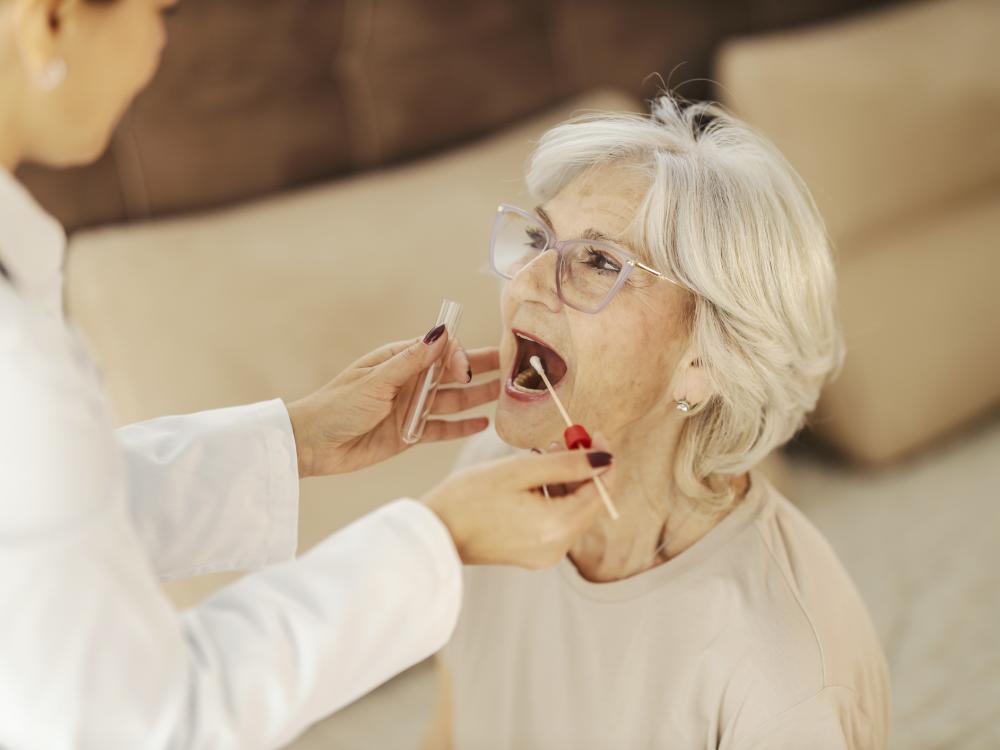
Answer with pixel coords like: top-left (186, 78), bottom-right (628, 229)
top-left (529, 356), bottom-right (620, 521)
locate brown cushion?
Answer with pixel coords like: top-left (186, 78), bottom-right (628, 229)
top-left (16, 1), bottom-right (730, 232)
top-left (20, 0), bottom-right (898, 232)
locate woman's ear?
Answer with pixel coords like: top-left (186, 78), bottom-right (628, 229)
top-left (671, 348), bottom-right (713, 408)
top-left (12, 0), bottom-right (69, 76)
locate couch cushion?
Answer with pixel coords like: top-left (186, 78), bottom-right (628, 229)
top-left (814, 188), bottom-right (1000, 463)
top-left (717, 0), bottom-right (1000, 464)
top-left (65, 90), bottom-right (639, 606)
top-left (716, 0), bottom-right (1000, 247)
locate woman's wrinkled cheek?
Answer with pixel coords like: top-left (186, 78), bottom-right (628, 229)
top-left (586, 305), bottom-right (678, 428)
top-left (573, 333), bottom-right (650, 430)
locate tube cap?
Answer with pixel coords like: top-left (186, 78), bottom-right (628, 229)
top-left (563, 424), bottom-right (592, 450)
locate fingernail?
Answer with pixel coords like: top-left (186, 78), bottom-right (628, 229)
top-left (586, 451), bottom-right (613, 468)
top-left (466, 366), bottom-right (473, 383)
top-left (423, 324), bottom-right (446, 344)
top-left (548, 441), bottom-right (561, 451)
top-left (530, 448), bottom-right (542, 454)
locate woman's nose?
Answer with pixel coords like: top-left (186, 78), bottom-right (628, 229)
top-left (507, 249), bottom-right (563, 313)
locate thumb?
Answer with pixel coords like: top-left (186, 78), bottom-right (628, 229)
top-left (372, 329), bottom-right (449, 390)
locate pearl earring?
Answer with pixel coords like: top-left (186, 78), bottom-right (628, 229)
top-left (38, 58), bottom-right (67, 91)
top-left (675, 399), bottom-right (691, 413)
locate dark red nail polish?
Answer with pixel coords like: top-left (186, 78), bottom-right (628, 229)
top-left (423, 324), bottom-right (446, 344)
top-left (586, 451), bottom-right (613, 468)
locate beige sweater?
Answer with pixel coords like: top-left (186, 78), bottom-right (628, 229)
top-left (442, 432), bottom-right (890, 749)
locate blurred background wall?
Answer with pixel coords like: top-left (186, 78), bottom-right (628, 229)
top-left (18, 1), bottom-right (999, 748)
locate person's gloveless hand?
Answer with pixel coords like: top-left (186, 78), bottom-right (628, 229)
top-left (422, 434), bottom-right (615, 569)
top-left (286, 326), bottom-right (500, 477)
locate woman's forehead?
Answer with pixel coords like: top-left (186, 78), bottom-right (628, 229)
top-left (541, 162), bottom-right (655, 258)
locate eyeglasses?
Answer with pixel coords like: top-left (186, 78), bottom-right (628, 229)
top-left (489, 204), bottom-right (682, 314)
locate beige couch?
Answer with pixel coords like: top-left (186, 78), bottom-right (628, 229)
top-left (63, 2), bottom-right (999, 747)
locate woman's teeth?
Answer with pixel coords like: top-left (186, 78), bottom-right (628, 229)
top-left (513, 367), bottom-right (545, 391)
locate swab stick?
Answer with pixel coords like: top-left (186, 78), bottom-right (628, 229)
top-left (529, 356), bottom-right (620, 521)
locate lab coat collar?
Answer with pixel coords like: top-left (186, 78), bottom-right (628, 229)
top-left (0, 166), bottom-right (66, 316)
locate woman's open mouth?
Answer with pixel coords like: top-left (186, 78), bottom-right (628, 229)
top-left (505, 330), bottom-right (568, 401)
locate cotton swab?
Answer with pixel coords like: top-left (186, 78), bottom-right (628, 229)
top-left (529, 356), bottom-right (620, 521)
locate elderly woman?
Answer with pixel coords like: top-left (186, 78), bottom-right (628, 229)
top-left (425, 96), bottom-right (890, 749)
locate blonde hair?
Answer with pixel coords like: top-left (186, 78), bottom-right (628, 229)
top-left (526, 94), bottom-right (844, 512)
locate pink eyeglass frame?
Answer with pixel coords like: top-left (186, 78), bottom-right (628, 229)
top-left (488, 203), bottom-right (683, 314)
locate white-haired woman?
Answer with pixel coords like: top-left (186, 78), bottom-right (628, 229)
top-left (424, 96), bottom-right (890, 749)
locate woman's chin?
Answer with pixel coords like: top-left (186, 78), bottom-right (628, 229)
top-left (496, 408), bottom-right (558, 450)
top-left (41, 132), bottom-right (112, 169)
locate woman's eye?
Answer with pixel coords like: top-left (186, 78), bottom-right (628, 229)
top-left (585, 248), bottom-right (622, 274)
top-left (524, 228), bottom-right (547, 251)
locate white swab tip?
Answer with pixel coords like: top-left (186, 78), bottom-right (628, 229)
top-left (529, 355), bottom-right (545, 375)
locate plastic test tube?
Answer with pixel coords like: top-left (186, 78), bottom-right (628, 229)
top-left (401, 299), bottom-right (463, 445)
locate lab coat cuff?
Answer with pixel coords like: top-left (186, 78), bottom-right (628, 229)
top-left (263, 399), bottom-right (300, 565)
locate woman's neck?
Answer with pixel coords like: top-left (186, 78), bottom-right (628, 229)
top-left (0, 126), bottom-right (21, 172)
top-left (566, 413), bottom-right (745, 583)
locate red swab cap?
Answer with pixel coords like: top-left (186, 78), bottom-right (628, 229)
top-left (563, 424), bottom-right (592, 450)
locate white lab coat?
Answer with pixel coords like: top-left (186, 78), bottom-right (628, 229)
top-left (0, 168), bottom-right (462, 749)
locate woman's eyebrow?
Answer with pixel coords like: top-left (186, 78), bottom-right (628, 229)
top-left (534, 205), bottom-right (556, 231)
top-left (581, 228), bottom-right (614, 242)
top-left (534, 206), bottom-right (616, 244)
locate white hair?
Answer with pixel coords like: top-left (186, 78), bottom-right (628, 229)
top-left (526, 94), bottom-right (845, 511)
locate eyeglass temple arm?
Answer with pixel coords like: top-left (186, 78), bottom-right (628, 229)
top-left (633, 260), bottom-right (684, 289)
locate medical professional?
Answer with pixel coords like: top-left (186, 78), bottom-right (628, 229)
top-left (0, 0), bottom-right (616, 747)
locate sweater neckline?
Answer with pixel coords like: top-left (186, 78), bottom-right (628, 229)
top-left (556, 471), bottom-right (770, 603)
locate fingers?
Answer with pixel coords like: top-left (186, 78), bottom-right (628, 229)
top-left (430, 379), bottom-right (501, 415)
top-left (466, 347), bottom-right (501, 376)
top-left (589, 431), bottom-right (611, 453)
top-left (353, 338), bottom-right (418, 369)
top-left (363, 336), bottom-right (496, 389)
top-left (441, 346), bottom-right (501, 385)
top-left (420, 416), bottom-right (491, 443)
top-left (446, 346), bottom-right (472, 385)
top-left (540, 430), bottom-right (609, 455)
top-left (497, 448), bottom-right (613, 490)
top-left (370, 329), bottom-right (450, 389)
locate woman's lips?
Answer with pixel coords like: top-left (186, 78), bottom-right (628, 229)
top-left (504, 376), bottom-right (552, 402)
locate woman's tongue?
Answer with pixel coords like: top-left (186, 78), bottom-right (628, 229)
top-left (518, 339), bottom-right (567, 388)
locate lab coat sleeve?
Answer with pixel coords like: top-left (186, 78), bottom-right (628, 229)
top-left (0, 321), bottom-right (463, 750)
top-left (116, 400), bottom-right (300, 579)
top-left (1, 496), bottom-right (462, 750)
